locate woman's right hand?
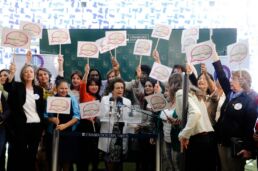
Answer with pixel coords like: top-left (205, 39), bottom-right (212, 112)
top-left (9, 62), bottom-right (16, 74)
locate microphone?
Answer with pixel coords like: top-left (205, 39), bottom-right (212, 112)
top-left (109, 97), bottom-right (114, 117)
top-left (116, 97), bottom-right (123, 120)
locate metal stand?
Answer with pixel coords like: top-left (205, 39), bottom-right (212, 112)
top-left (52, 129), bottom-right (60, 171)
top-left (156, 133), bottom-right (161, 171)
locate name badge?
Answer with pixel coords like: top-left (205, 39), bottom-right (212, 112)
top-left (34, 94), bottom-right (40, 100)
top-left (234, 103), bottom-right (242, 110)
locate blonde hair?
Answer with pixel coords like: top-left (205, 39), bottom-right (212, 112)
top-left (20, 64), bottom-right (35, 84)
top-left (232, 70), bottom-right (252, 91)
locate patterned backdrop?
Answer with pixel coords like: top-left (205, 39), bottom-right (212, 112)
top-left (0, 0), bottom-right (257, 89)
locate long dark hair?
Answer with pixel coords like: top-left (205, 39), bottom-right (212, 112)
top-left (70, 70), bottom-right (83, 90)
top-left (86, 78), bottom-right (101, 100)
top-left (88, 68), bottom-right (102, 86)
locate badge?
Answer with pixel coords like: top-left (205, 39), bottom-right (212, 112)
top-left (234, 103), bottom-right (242, 110)
top-left (34, 94), bottom-right (40, 100)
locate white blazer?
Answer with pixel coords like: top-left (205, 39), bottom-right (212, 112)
top-left (98, 95), bottom-right (132, 153)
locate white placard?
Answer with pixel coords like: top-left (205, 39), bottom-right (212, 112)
top-left (181, 28), bottom-right (199, 53)
top-left (79, 100), bottom-right (100, 119)
top-left (227, 40), bottom-right (249, 64)
top-left (133, 39), bottom-right (153, 56)
top-left (14, 54), bottom-right (59, 82)
top-left (96, 37), bottom-right (118, 54)
top-left (47, 29), bottom-right (71, 45)
top-left (145, 93), bottom-right (170, 112)
top-left (149, 62), bottom-right (172, 83)
top-left (77, 41), bottom-right (99, 58)
top-left (1, 28), bottom-right (31, 49)
top-left (20, 21), bottom-right (42, 39)
top-left (151, 24), bottom-right (172, 40)
top-left (186, 40), bottom-right (215, 65)
top-left (47, 96), bottom-right (71, 114)
top-left (105, 31), bottom-right (127, 47)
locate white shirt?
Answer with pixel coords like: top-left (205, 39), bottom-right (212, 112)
top-left (98, 95), bottom-right (132, 153)
top-left (23, 89), bottom-right (40, 123)
top-left (160, 108), bottom-right (175, 143)
top-left (176, 89), bottom-right (214, 139)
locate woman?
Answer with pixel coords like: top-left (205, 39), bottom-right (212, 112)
top-left (171, 73), bottom-right (216, 171)
top-left (212, 53), bottom-right (257, 171)
top-left (0, 69), bottom-right (10, 171)
top-left (98, 78), bottom-right (131, 171)
top-left (45, 77), bottom-right (80, 171)
top-left (4, 52), bottom-right (46, 171)
top-left (135, 77), bottom-right (160, 171)
top-left (187, 63), bottom-right (218, 126)
top-left (160, 84), bottom-right (180, 171)
top-left (76, 64), bottom-right (101, 171)
top-left (70, 70), bottom-right (83, 102)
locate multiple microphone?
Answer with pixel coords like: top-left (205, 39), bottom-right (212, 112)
top-left (108, 96), bottom-right (159, 121)
top-left (109, 96), bottom-right (124, 121)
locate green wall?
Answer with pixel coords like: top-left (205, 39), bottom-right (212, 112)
top-left (40, 28), bottom-right (236, 81)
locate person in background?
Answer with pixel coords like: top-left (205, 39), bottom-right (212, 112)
top-left (44, 77), bottom-right (80, 171)
top-left (160, 82), bottom-right (181, 171)
top-left (76, 64), bottom-right (101, 171)
top-left (212, 52), bottom-right (257, 171)
top-left (70, 70), bottom-right (83, 102)
top-left (0, 69), bottom-right (10, 171)
top-left (4, 51), bottom-right (46, 171)
top-left (173, 72), bottom-right (216, 171)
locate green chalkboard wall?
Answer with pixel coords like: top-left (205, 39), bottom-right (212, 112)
top-left (40, 29), bottom-right (236, 82)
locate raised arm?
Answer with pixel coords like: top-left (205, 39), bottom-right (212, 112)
top-left (82, 63), bottom-right (90, 83)
top-left (200, 63), bottom-right (216, 93)
top-left (152, 49), bottom-right (161, 64)
top-left (111, 57), bottom-right (120, 77)
top-left (58, 54), bottom-right (64, 77)
top-left (8, 62), bottom-right (16, 83)
top-left (25, 50), bottom-right (32, 65)
top-left (212, 53), bottom-right (231, 95)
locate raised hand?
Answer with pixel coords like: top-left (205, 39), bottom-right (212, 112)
top-left (136, 65), bottom-right (142, 80)
top-left (25, 50), bottom-right (32, 64)
top-left (200, 63), bottom-right (207, 74)
top-left (152, 49), bottom-right (161, 63)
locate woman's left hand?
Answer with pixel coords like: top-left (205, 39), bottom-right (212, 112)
top-left (56, 123), bottom-right (67, 131)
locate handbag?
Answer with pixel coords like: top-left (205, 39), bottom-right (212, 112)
top-left (230, 137), bottom-right (244, 158)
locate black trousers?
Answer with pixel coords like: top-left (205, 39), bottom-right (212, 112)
top-left (185, 132), bottom-right (217, 171)
top-left (7, 123), bottom-right (43, 171)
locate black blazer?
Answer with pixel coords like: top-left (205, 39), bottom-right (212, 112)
top-left (213, 60), bottom-right (257, 151)
top-left (4, 80), bottom-right (46, 130)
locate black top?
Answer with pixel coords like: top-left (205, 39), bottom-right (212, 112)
top-left (4, 80), bottom-right (46, 130)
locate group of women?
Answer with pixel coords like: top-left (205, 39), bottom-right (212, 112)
top-left (0, 48), bottom-right (257, 171)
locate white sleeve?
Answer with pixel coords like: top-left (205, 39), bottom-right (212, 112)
top-left (178, 95), bottom-right (201, 139)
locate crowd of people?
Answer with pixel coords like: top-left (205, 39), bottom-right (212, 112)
top-left (0, 48), bottom-right (257, 171)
